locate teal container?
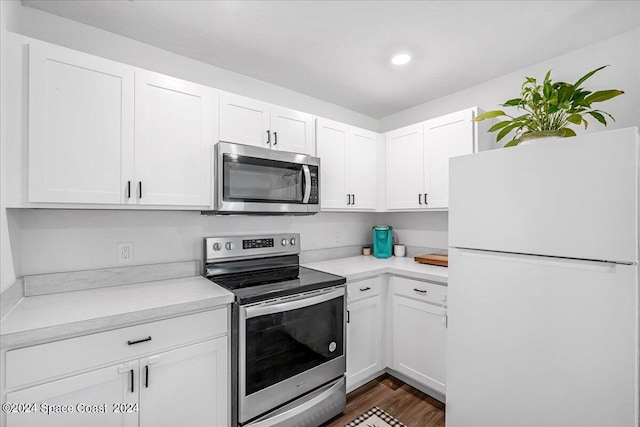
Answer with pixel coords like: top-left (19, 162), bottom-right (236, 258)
top-left (372, 224), bottom-right (393, 259)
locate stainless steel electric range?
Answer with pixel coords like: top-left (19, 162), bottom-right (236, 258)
top-left (204, 233), bottom-right (347, 427)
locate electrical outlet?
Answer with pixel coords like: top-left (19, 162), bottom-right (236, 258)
top-left (334, 232), bottom-right (341, 244)
top-left (117, 242), bottom-right (133, 264)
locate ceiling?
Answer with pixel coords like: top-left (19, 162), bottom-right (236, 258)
top-left (22, 1), bottom-right (640, 119)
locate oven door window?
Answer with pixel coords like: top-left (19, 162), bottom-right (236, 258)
top-left (244, 295), bottom-right (344, 396)
top-left (223, 154), bottom-right (304, 203)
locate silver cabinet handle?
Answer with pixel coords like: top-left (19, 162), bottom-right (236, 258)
top-left (359, 287), bottom-right (371, 292)
top-left (414, 288), bottom-right (427, 294)
top-left (418, 193), bottom-right (422, 205)
top-left (352, 194), bottom-right (355, 205)
top-left (347, 194), bottom-right (351, 205)
top-left (424, 193), bottom-right (428, 205)
top-left (273, 131), bottom-right (278, 145)
top-left (266, 130), bottom-right (271, 145)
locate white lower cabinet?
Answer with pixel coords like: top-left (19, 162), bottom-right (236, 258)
top-left (3, 310), bottom-right (229, 427)
top-left (139, 338), bottom-right (227, 427)
top-left (345, 275), bottom-right (448, 397)
top-left (346, 278), bottom-right (383, 391)
top-left (6, 361), bottom-right (139, 427)
top-left (392, 294), bottom-right (447, 394)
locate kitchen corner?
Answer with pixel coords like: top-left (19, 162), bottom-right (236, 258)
top-left (303, 254), bottom-right (448, 284)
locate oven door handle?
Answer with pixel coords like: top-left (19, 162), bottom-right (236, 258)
top-left (302, 165), bottom-right (311, 204)
top-left (243, 288), bottom-right (344, 319)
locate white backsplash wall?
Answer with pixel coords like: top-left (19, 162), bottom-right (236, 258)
top-left (376, 211), bottom-right (448, 251)
top-left (16, 210), bottom-right (377, 276)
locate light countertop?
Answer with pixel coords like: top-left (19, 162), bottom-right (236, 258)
top-left (1, 275), bottom-right (233, 348)
top-left (2, 255), bottom-right (446, 348)
top-left (303, 255), bottom-right (448, 284)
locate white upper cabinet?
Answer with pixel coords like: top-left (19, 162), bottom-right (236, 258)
top-left (219, 92), bottom-right (271, 147)
top-left (270, 106), bottom-right (314, 154)
top-left (316, 118), bottom-right (378, 211)
top-left (386, 123), bottom-right (424, 209)
top-left (219, 92), bottom-right (314, 155)
top-left (26, 40), bottom-right (215, 208)
top-left (28, 41), bottom-right (134, 204)
top-left (386, 107), bottom-right (477, 210)
top-left (134, 70), bottom-right (215, 206)
top-left (348, 128), bottom-right (378, 210)
top-left (316, 118), bottom-right (349, 208)
top-left (424, 109), bottom-right (474, 209)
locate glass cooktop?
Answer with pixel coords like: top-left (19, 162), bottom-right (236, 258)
top-left (207, 258), bottom-right (345, 305)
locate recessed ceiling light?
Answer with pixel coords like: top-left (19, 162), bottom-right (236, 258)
top-left (391, 53), bottom-right (412, 65)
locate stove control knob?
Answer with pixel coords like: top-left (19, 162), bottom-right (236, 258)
top-left (290, 237), bottom-right (296, 246)
top-left (212, 243), bottom-right (222, 251)
top-left (281, 238), bottom-right (288, 246)
top-left (225, 242), bottom-right (235, 250)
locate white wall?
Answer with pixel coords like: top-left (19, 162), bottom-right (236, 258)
top-left (0, 1), bottom-right (19, 291)
top-left (377, 212), bottom-right (448, 251)
top-left (17, 210), bottom-right (376, 276)
top-left (379, 28), bottom-right (640, 135)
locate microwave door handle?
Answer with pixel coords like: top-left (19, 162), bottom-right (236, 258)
top-left (302, 165), bottom-right (311, 204)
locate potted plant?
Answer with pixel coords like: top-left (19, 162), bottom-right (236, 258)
top-left (474, 66), bottom-right (624, 147)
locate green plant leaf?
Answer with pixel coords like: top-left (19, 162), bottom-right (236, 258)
top-left (585, 89), bottom-right (624, 104)
top-left (588, 111), bottom-right (607, 125)
top-left (496, 123), bottom-right (520, 142)
top-left (562, 128), bottom-right (577, 137)
top-left (488, 120), bottom-right (513, 132)
top-left (557, 84), bottom-right (575, 104)
top-left (566, 114), bottom-right (582, 125)
top-left (574, 65), bottom-right (608, 89)
top-left (503, 139), bottom-right (519, 148)
top-left (502, 98), bottom-right (521, 107)
top-left (474, 110), bottom-right (506, 121)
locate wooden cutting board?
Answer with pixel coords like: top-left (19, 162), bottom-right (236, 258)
top-left (414, 254), bottom-right (448, 267)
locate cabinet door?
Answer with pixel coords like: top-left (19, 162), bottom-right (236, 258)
top-left (219, 92), bottom-right (270, 147)
top-left (392, 294), bottom-right (446, 394)
top-left (139, 337), bottom-right (228, 427)
top-left (316, 118), bottom-right (348, 209)
top-left (28, 41), bottom-right (134, 204)
top-left (346, 295), bottom-right (383, 391)
top-left (348, 128), bottom-right (377, 210)
top-left (270, 106), bottom-right (314, 155)
top-left (424, 108), bottom-right (474, 209)
top-left (385, 124), bottom-right (424, 209)
top-left (6, 361), bottom-right (138, 427)
top-left (134, 70), bottom-right (214, 206)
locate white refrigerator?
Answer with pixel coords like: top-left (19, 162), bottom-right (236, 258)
top-left (446, 127), bottom-right (639, 427)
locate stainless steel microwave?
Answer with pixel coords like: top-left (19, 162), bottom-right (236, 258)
top-left (207, 142), bottom-right (320, 215)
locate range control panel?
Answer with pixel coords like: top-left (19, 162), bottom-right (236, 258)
top-left (205, 233), bottom-right (300, 261)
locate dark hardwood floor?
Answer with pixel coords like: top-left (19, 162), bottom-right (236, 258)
top-left (322, 374), bottom-right (445, 427)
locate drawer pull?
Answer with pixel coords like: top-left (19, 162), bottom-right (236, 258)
top-left (414, 288), bottom-right (427, 294)
top-left (127, 336), bottom-right (152, 346)
top-left (145, 365), bottom-right (149, 388)
top-left (359, 287), bottom-right (371, 292)
top-left (130, 369), bottom-right (134, 393)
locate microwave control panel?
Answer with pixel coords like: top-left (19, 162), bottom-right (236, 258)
top-left (309, 166), bottom-right (319, 204)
